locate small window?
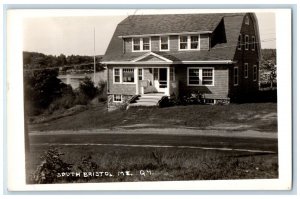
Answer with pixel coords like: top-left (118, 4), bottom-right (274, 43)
top-left (160, 36), bottom-right (169, 51)
top-left (114, 68), bottom-right (120, 83)
top-left (142, 38), bottom-right (150, 51)
top-left (202, 69), bottom-right (213, 85)
top-left (170, 67), bottom-right (175, 81)
top-left (133, 38), bottom-right (140, 51)
top-left (204, 99), bottom-right (215, 104)
top-left (252, 36), bottom-right (256, 51)
top-left (238, 34), bottom-right (242, 50)
top-left (138, 68), bottom-right (143, 80)
top-left (245, 15), bottom-right (249, 25)
top-left (253, 65), bottom-right (257, 81)
top-left (113, 94), bottom-right (122, 102)
top-left (179, 36), bottom-right (188, 50)
top-left (244, 63), bottom-right (248, 78)
top-left (188, 68), bottom-right (200, 85)
top-left (245, 35), bottom-right (249, 50)
top-left (123, 68), bottom-right (135, 83)
top-left (234, 67), bottom-right (238, 86)
top-left (190, 35), bottom-right (199, 49)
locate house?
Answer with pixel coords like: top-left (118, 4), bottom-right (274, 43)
top-left (102, 13), bottom-right (261, 110)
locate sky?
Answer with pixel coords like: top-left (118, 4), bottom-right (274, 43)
top-left (23, 10), bottom-right (276, 56)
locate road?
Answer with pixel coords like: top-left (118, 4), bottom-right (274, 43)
top-left (29, 128), bottom-right (278, 154)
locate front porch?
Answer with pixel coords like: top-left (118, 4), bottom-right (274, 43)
top-left (137, 67), bottom-right (178, 97)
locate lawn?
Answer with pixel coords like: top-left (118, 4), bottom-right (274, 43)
top-left (26, 102), bottom-right (278, 184)
top-left (27, 145), bottom-right (278, 184)
top-left (29, 102), bottom-right (277, 132)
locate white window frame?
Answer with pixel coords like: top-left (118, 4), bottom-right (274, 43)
top-left (234, 67), bottom-right (239, 86)
top-left (238, 34), bottom-right (242, 50)
top-left (244, 63), bottom-right (248, 78)
top-left (132, 37), bottom-right (151, 52)
top-left (187, 67), bottom-right (214, 86)
top-left (113, 94), bottom-right (122, 102)
top-left (113, 67), bottom-right (136, 84)
top-left (138, 68), bottom-right (143, 81)
top-left (113, 68), bottom-right (121, 83)
top-left (159, 36), bottom-right (169, 51)
top-left (170, 67), bottom-right (175, 81)
top-left (245, 15), bottom-right (250, 25)
top-left (253, 65), bottom-right (257, 81)
top-left (178, 35), bottom-right (200, 51)
top-left (245, 35), bottom-right (249, 50)
top-left (252, 36), bottom-right (256, 51)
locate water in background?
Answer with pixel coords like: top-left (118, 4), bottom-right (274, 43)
top-left (58, 70), bottom-right (107, 89)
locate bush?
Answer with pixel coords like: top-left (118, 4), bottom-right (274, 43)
top-left (78, 77), bottom-right (97, 99)
top-left (47, 85), bottom-right (76, 113)
top-left (31, 147), bottom-right (72, 184)
top-left (97, 80), bottom-right (107, 102)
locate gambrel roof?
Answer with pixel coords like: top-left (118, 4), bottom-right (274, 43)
top-left (103, 13), bottom-right (260, 63)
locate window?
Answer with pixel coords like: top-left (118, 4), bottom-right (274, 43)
top-left (202, 69), bottom-right (213, 85)
top-left (114, 68), bottom-right (120, 83)
top-left (138, 68), bottom-right (143, 80)
top-left (179, 35), bottom-right (200, 50)
top-left (253, 65), bottom-right (257, 81)
top-left (133, 38), bottom-right (140, 51)
top-left (113, 94), bottom-right (122, 102)
top-left (190, 35), bottom-right (199, 49)
top-left (170, 67), bottom-right (175, 81)
top-left (160, 36), bottom-right (169, 51)
top-left (179, 36), bottom-right (188, 49)
top-left (244, 63), bottom-right (248, 78)
top-left (187, 67), bottom-right (214, 86)
top-left (142, 38), bottom-right (150, 50)
top-left (122, 68), bottom-right (135, 83)
top-left (245, 35), bottom-right (249, 50)
top-left (132, 37), bottom-right (151, 51)
top-left (245, 16), bottom-right (249, 25)
top-left (113, 68), bottom-right (135, 84)
top-left (238, 34), bottom-right (242, 50)
top-left (252, 36), bottom-right (256, 51)
top-left (234, 67), bottom-right (238, 86)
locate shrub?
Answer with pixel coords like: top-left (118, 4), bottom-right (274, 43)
top-left (47, 85), bottom-right (76, 113)
top-left (97, 80), bottom-right (107, 102)
top-left (31, 147), bottom-right (72, 184)
top-left (78, 77), bottom-right (97, 99)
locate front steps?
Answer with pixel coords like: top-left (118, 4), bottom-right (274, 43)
top-left (127, 94), bottom-right (166, 108)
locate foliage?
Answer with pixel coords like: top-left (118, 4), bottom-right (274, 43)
top-left (260, 49), bottom-right (277, 88)
top-left (31, 147), bottom-right (72, 184)
top-left (97, 80), bottom-right (107, 102)
top-left (24, 69), bottom-right (66, 115)
top-left (23, 51), bottom-right (105, 72)
top-left (78, 77), bottom-right (97, 99)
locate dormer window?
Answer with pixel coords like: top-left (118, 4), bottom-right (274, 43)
top-left (245, 15), bottom-right (249, 25)
top-left (179, 35), bottom-right (200, 50)
top-left (132, 37), bottom-right (151, 52)
top-left (160, 36), bottom-right (169, 51)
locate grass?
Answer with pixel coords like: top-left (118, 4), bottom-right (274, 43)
top-left (29, 102), bottom-right (277, 132)
top-left (27, 145), bottom-right (278, 183)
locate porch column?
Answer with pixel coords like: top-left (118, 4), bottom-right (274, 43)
top-left (135, 67), bottom-right (139, 95)
top-left (166, 66), bottom-right (170, 96)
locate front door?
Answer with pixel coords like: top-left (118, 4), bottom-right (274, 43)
top-left (153, 68), bottom-right (167, 93)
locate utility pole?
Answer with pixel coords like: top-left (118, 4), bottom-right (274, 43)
top-left (93, 27), bottom-right (96, 85)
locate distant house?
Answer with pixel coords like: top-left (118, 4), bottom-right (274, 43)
top-left (102, 13), bottom-right (261, 109)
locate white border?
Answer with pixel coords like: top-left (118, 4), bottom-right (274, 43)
top-left (6, 8), bottom-right (292, 192)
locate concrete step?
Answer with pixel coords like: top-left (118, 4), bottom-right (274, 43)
top-left (128, 101), bottom-right (158, 107)
top-left (136, 98), bottom-right (160, 103)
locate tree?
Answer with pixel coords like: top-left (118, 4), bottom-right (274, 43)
top-left (24, 69), bottom-right (65, 114)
